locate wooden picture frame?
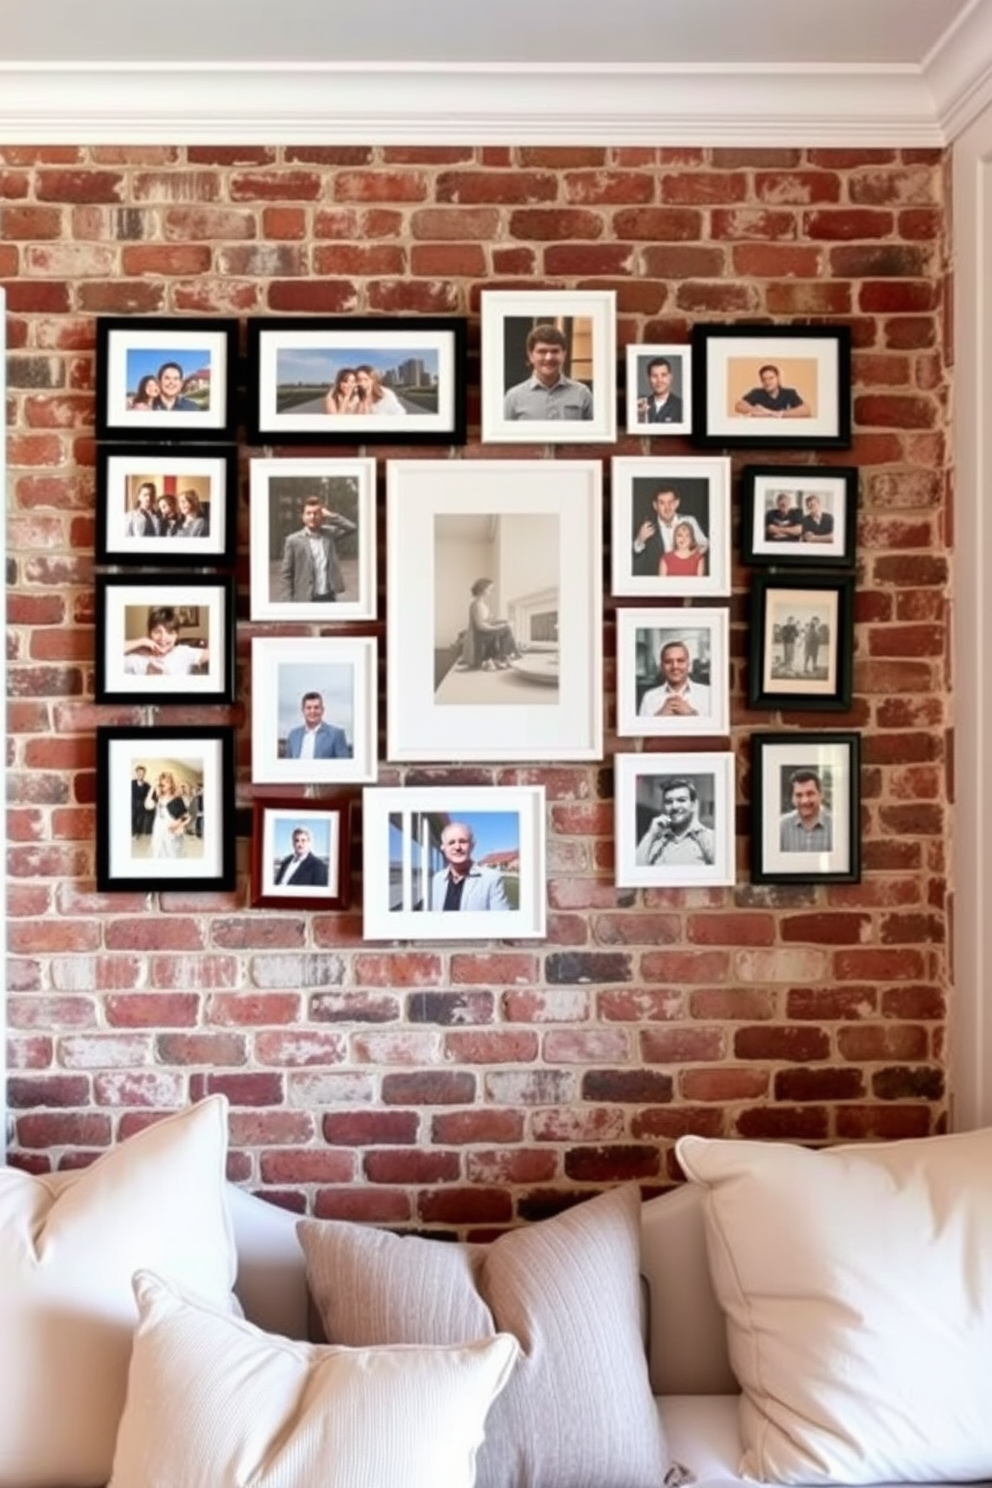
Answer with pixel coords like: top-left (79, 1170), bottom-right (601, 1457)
top-left (250, 796), bottom-right (353, 909)
top-left (748, 573), bottom-right (855, 710)
top-left (246, 316), bottom-right (467, 445)
top-left (691, 323), bottom-right (852, 450)
top-left (95, 573), bottom-right (236, 705)
top-left (362, 784), bottom-right (547, 941)
top-left (750, 731), bottom-right (861, 884)
top-left (386, 458), bottom-right (603, 762)
top-left (480, 289), bottom-right (616, 444)
top-left (96, 726), bottom-right (235, 892)
top-left (95, 316), bottom-right (238, 442)
top-left (742, 464), bottom-right (858, 568)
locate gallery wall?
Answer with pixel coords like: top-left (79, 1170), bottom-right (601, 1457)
top-left (3, 143), bottom-right (952, 1227)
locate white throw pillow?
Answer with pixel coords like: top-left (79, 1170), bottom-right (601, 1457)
top-left (0, 1096), bottom-right (236, 1488)
top-left (109, 1270), bottom-right (519, 1488)
top-left (677, 1128), bottom-right (992, 1484)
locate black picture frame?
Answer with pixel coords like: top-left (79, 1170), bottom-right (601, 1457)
top-left (94, 573), bottom-right (236, 705)
top-left (95, 445), bottom-right (238, 568)
top-left (96, 725), bottom-right (236, 892)
top-left (250, 796), bottom-right (354, 910)
top-left (246, 315), bottom-right (468, 445)
top-left (741, 464), bottom-right (858, 568)
top-left (748, 573), bottom-right (855, 710)
top-left (750, 731), bottom-right (861, 884)
top-left (95, 316), bottom-right (239, 442)
top-left (691, 323), bottom-right (852, 450)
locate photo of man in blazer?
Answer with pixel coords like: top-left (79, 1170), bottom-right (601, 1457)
top-left (274, 827), bottom-right (329, 886)
top-left (279, 495), bottom-right (357, 603)
top-left (284, 692), bottom-right (352, 760)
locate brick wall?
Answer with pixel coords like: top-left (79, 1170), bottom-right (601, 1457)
top-left (3, 143), bottom-right (952, 1231)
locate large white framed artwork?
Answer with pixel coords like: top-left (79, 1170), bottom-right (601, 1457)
top-left (386, 459), bottom-right (603, 762)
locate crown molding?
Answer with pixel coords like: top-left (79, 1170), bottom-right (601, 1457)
top-left (0, 61), bottom-right (958, 147)
top-left (925, 0), bottom-right (992, 140)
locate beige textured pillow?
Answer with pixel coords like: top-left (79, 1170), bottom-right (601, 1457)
top-left (0, 1096), bottom-right (236, 1488)
top-left (110, 1270), bottom-right (519, 1488)
top-left (677, 1128), bottom-right (992, 1485)
top-left (299, 1183), bottom-right (668, 1488)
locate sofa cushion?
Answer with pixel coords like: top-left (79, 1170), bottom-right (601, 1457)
top-left (677, 1128), bottom-right (992, 1485)
top-left (0, 1096), bottom-right (236, 1488)
top-left (299, 1183), bottom-right (668, 1488)
top-left (109, 1270), bottom-right (518, 1488)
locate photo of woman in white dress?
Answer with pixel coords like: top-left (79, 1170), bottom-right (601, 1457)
top-left (146, 771), bottom-right (191, 859)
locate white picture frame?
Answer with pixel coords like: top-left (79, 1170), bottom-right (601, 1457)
top-left (248, 457), bottom-right (377, 622)
top-left (614, 751), bottom-right (736, 888)
top-left (625, 342), bottom-right (693, 436)
top-left (610, 455), bottom-right (732, 598)
top-left (362, 784), bottom-right (546, 941)
top-left (616, 607), bottom-right (730, 738)
top-left (250, 636), bottom-right (378, 786)
top-left (386, 459), bottom-right (602, 762)
top-left (480, 289), bottom-right (616, 444)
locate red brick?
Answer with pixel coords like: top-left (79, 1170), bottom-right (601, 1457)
top-left (688, 913), bottom-right (776, 946)
top-left (381, 1071), bottom-right (476, 1105)
top-left (675, 281), bottom-right (760, 313)
top-left (163, 207), bottom-right (257, 240)
top-left (735, 1107), bottom-right (829, 1141)
top-left (409, 244), bottom-right (487, 276)
top-left (833, 948), bottom-right (927, 981)
top-left (229, 171), bottom-right (322, 202)
top-left (365, 1149), bottom-right (460, 1184)
top-left (775, 1068), bottom-right (865, 1100)
top-left (312, 244), bottom-right (407, 275)
top-left (260, 1150), bottom-right (355, 1184)
top-left (16, 1114), bottom-right (111, 1149)
top-left (410, 206), bottom-right (500, 239)
top-left (734, 1026), bottom-right (830, 1061)
top-left (661, 172), bottom-right (748, 204)
top-left (849, 168), bottom-right (937, 205)
top-left (711, 208), bottom-right (798, 240)
top-left (36, 171), bottom-right (124, 203)
top-left (765, 281), bottom-right (854, 314)
top-left (564, 172), bottom-right (655, 205)
top-left (466, 1149), bottom-right (558, 1184)
top-left (229, 1111), bottom-right (313, 1145)
top-left (612, 206), bottom-right (702, 240)
top-left (640, 950), bottom-right (733, 984)
top-left (190, 1071), bottom-right (283, 1105)
top-left (829, 244), bottom-right (934, 276)
top-left (77, 281), bottom-right (166, 313)
top-left (366, 280), bottom-right (460, 313)
top-left (640, 245), bottom-right (726, 277)
top-left (756, 171), bottom-right (842, 204)
top-left (837, 1025), bottom-right (929, 1060)
top-left (564, 1145), bottom-right (661, 1182)
top-left (335, 171), bottom-right (430, 203)
top-left (324, 1110), bottom-right (420, 1145)
top-left (835, 1106), bottom-right (934, 1139)
top-left (354, 953), bottom-right (443, 987)
top-left (641, 1027), bottom-right (725, 1062)
top-left (266, 280), bottom-right (359, 313)
top-left (731, 244), bottom-right (822, 277)
top-left (431, 1109), bottom-right (524, 1144)
top-left (314, 1189), bottom-right (413, 1224)
top-left (105, 994), bottom-right (199, 1028)
top-left (417, 1188), bottom-right (513, 1226)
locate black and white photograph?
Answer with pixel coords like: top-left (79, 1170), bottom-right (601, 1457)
top-left (616, 608), bottom-right (730, 738)
top-left (749, 573), bottom-right (855, 709)
top-left (95, 574), bottom-right (235, 705)
top-left (250, 636), bottom-right (378, 786)
top-left (742, 465), bottom-right (858, 567)
top-left (96, 448), bottom-right (237, 567)
top-left (625, 343), bottom-right (692, 436)
top-left (362, 785), bottom-right (546, 940)
top-left (386, 460), bottom-right (602, 761)
top-left (249, 458), bottom-right (376, 622)
top-left (692, 323), bottom-right (852, 450)
top-left (480, 289), bottom-right (616, 444)
top-left (95, 316), bottom-right (238, 441)
top-left (247, 316), bottom-right (467, 444)
top-left (96, 726), bottom-right (235, 891)
top-left (614, 752), bottom-right (736, 888)
top-left (611, 455), bottom-right (732, 598)
top-left (750, 732), bottom-right (861, 883)
top-left (251, 798), bottom-right (353, 909)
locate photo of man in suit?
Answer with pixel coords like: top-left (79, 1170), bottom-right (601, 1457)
top-left (279, 495), bottom-right (358, 603)
top-left (635, 356), bottom-right (684, 425)
top-left (274, 827), bottom-right (329, 886)
top-left (429, 821), bottom-right (511, 912)
top-left (632, 485), bottom-right (709, 576)
top-left (284, 691), bottom-right (352, 760)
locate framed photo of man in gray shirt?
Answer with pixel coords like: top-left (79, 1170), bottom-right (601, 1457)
top-left (481, 289), bottom-right (616, 444)
top-left (750, 732), bottom-right (860, 884)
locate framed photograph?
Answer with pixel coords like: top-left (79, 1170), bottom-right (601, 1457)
top-left (246, 316), bottom-right (467, 445)
top-left (94, 574), bottom-right (235, 704)
top-left (249, 457), bottom-right (376, 622)
top-left (614, 752), bottom-right (736, 888)
top-left (748, 573), bottom-right (855, 710)
top-left (95, 446), bottom-right (237, 568)
top-left (742, 464), bottom-right (858, 568)
top-left (95, 316), bottom-right (238, 442)
top-left (250, 797), bottom-right (353, 910)
top-left (691, 324), bottom-right (852, 449)
top-left (616, 607), bottom-right (730, 738)
top-left (362, 784), bottom-right (546, 941)
top-left (480, 289), bottom-right (616, 444)
top-left (250, 635), bottom-right (378, 786)
top-left (625, 343), bottom-right (692, 436)
top-left (750, 731), bottom-right (861, 884)
top-left (610, 456), bottom-right (732, 598)
top-left (96, 725), bottom-right (235, 892)
top-left (386, 459), bottom-right (602, 762)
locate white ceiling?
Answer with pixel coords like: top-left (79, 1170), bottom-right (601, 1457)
top-left (1, 0), bottom-right (991, 145)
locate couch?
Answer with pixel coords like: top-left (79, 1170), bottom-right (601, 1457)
top-left (4, 1099), bottom-right (991, 1488)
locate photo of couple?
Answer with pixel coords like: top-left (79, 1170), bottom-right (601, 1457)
top-left (275, 349), bottom-right (439, 418)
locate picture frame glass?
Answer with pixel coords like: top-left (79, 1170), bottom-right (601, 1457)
top-left (362, 785), bottom-right (546, 941)
top-left (614, 753), bottom-right (736, 888)
top-left (98, 319), bottom-right (236, 437)
top-left (386, 460), bottom-right (602, 761)
top-left (616, 607), bottom-right (730, 738)
top-left (249, 457), bottom-right (376, 621)
top-left (480, 290), bottom-right (616, 444)
top-left (610, 456), bottom-right (732, 597)
top-left (745, 466), bottom-right (856, 566)
top-left (250, 636), bottom-right (378, 786)
top-left (97, 577), bottom-right (233, 703)
top-left (753, 734), bottom-right (859, 882)
top-left (761, 586), bottom-right (839, 698)
top-left (625, 343), bottom-right (692, 435)
top-left (692, 326), bottom-right (851, 449)
top-left (98, 450), bottom-right (235, 565)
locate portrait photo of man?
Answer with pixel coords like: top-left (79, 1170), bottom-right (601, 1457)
top-left (284, 690), bottom-right (352, 761)
top-left (733, 362), bottom-right (812, 419)
top-left (634, 354), bottom-right (684, 426)
top-left (274, 826), bottom-right (330, 886)
top-left (634, 776), bottom-right (717, 868)
top-left (631, 482), bottom-right (709, 577)
top-left (503, 321), bottom-right (593, 423)
top-left (779, 767), bottom-right (833, 853)
top-left (637, 636), bottom-right (712, 721)
top-left (428, 820), bottom-right (512, 912)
